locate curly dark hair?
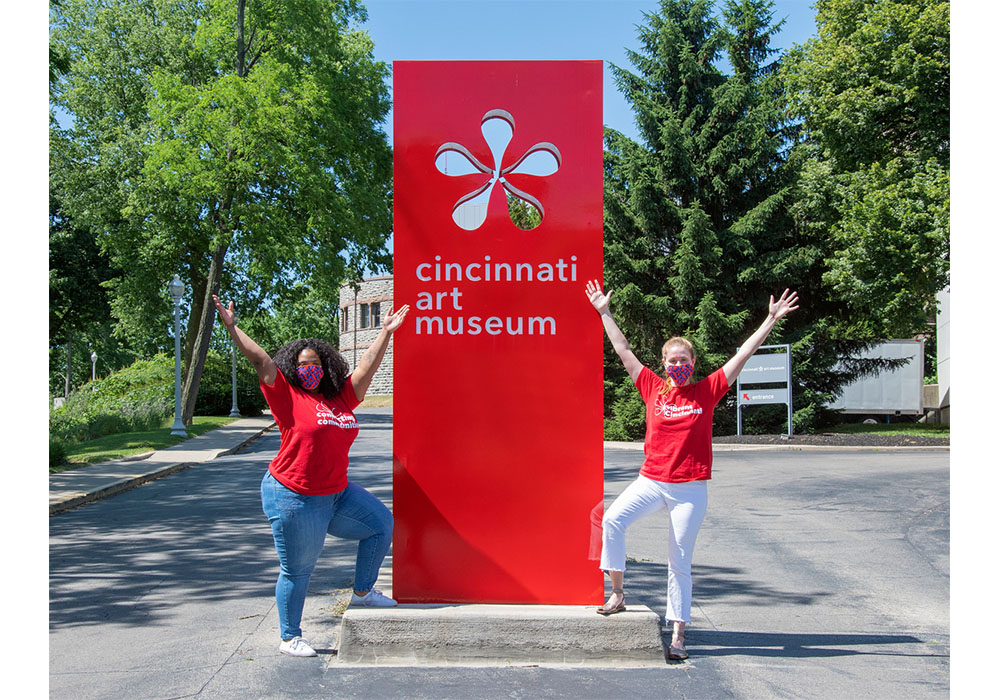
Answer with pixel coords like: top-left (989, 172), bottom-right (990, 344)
top-left (272, 338), bottom-right (350, 400)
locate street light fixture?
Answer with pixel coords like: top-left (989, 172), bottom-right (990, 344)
top-left (168, 274), bottom-right (188, 437)
top-left (229, 310), bottom-right (241, 418)
top-left (90, 351), bottom-right (98, 390)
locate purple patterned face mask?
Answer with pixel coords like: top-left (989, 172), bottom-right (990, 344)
top-left (666, 363), bottom-right (694, 386)
top-left (296, 364), bottom-right (323, 391)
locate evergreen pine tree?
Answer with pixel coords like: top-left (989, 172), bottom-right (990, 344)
top-left (603, 0), bottom-right (826, 436)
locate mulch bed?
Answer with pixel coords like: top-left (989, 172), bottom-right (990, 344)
top-left (712, 433), bottom-right (949, 447)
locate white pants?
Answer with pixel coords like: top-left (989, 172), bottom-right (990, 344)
top-left (600, 475), bottom-right (708, 623)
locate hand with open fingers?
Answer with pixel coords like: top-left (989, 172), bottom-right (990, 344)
top-left (585, 279), bottom-right (613, 313)
top-left (769, 289), bottom-right (800, 321)
top-left (383, 304), bottom-right (410, 333)
top-left (212, 295), bottom-right (236, 329)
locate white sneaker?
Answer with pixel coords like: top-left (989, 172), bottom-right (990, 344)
top-left (279, 636), bottom-right (317, 657)
top-left (350, 588), bottom-right (397, 607)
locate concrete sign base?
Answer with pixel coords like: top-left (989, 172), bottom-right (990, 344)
top-left (337, 604), bottom-right (666, 667)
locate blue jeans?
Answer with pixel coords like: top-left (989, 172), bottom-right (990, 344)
top-left (260, 472), bottom-right (393, 640)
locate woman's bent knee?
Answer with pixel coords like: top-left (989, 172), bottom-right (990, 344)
top-left (602, 513), bottom-right (626, 535)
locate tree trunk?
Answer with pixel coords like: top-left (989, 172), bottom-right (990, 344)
top-left (181, 244), bottom-right (228, 424)
top-left (183, 262), bottom-right (208, 374)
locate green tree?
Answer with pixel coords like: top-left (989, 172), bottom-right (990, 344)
top-left (783, 0), bottom-right (949, 339)
top-left (50, 0), bottom-right (214, 397)
top-left (506, 191), bottom-right (542, 230)
top-left (49, 0), bottom-right (72, 88)
top-left (49, 130), bottom-right (137, 397)
top-left (234, 283), bottom-right (341, 354)
top-left (603, 0), bottom-right (823, 435)
top-left (49, 187), bottom-right (111, 391)
top-left (50, 0), bottom-right (392, 424)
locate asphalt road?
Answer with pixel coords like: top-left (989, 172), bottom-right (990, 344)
top-left (49, 408), bottom-right (949, 699)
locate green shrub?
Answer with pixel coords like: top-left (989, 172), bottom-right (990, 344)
top-left (50, 355), bottom-right (176, 444)
top-left (733, 402), bottom-right (789, 435)
top-left (50, 390), bottom-right (174, 444)
top-left (49, 402), bottom-right (90, 443)
top-left (90, 354), bottom-right (175, 406)
top-left (604, 376), bottom-right (647, 441)
top-left (49, 438), bottom-right (67, 467)
top-left (49, 352), bottom-right (267, 445)
top-left (195, 350), bottom-right (267, 417)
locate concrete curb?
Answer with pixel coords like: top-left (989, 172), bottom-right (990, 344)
top-left (337, 603), bottom-right (667, 667)
top-left (49, 421), bottom-right (275, 516)
top-left (49, 462), bottom-right (196, 515)
top-left (606, 442), bottom-right (950, 452)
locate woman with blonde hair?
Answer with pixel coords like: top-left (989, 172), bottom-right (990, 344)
top-left (585, 280), bottom-right (799, 660)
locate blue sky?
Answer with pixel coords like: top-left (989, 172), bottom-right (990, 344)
top-left (46, 0), bottom-right (819, 140)
top-left (356, 0), bottom-right (818, 254)
top-left (360, 0), bottom-right (820, 144)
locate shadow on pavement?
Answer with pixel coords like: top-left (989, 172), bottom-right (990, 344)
top-left (621, 560), bottom-right (833, 615)
top-left (618, 561), bottom-right (937, 660)
top-left (49, 429), bottom-right (395, 632)
top-left (687, 630), bottom-right (941, 659)
top-left (347, 411), bottom-right (394, 431)
top-left (49, 451), bottom-right (280, 631)
top-left (601, 457), bottom-right (644, 486)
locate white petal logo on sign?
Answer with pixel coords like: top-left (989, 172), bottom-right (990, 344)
top-left (434, 109), bottom-right (561, 230)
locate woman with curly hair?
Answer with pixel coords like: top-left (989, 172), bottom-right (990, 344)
top-left (585, 280), bottom-right (798, 661)
top-left (213, 294), bottom-right (410, 658)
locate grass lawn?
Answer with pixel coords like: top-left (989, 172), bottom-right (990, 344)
top-left (52, 416), bottom-right (240, 473)
top-left (827, 422), bottom-right (949, 438)
top-left (359, 395), bottom-right (392, 408)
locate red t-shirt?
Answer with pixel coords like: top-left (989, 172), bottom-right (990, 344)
top-left (259, 370), bottom-right (361, 495)
top-left (635, 365), bottom-right (730, 483)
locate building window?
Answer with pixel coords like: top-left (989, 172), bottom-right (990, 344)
top-left (354, 302), bottom-right (382, 330)
top-left (341, 307), bottom-right (348, 332)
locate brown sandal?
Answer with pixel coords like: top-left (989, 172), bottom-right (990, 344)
top-left (668, 640), bottom-right (688, 660)
top-left (596, 589), bottom-right (626, 615)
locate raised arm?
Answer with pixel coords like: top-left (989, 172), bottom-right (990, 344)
top-left (212, 295), bottom-right (278, 386)
top-left (721, 289), bottom-right (800, 387)
top-left (351, 304), bottom-right (410, 402)
top-left (585, 280), bottom-right (643, 382)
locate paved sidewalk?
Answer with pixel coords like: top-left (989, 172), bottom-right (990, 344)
top-left (49, 414), bottom-right (275, 515)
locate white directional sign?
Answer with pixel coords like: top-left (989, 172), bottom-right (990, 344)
top-left (736, 344), bottom-right (792, 436)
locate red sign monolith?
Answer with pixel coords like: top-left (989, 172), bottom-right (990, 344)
top-left (392, 61), bottom-right (604, 603)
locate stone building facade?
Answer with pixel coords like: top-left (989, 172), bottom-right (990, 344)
top-left (339, 275), bottom-right (394, 396)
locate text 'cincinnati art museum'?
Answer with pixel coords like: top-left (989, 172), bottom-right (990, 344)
top-left (412, 253), bottom-right (579, 336)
